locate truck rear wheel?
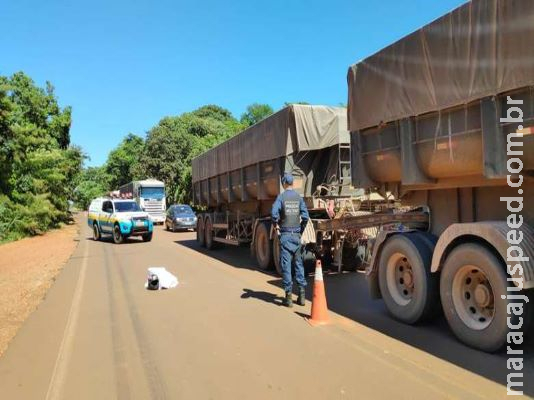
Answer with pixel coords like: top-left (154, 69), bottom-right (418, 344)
top-left (254, 223), bottom-right (273, 270)
top-left (302, 247), bottom-right (317, 275)
top-left (378, 233), bottom-right (439, 324)
top-left (197, 216), bottom-right (206, 247)
top-left (204, 217), bottom-right (218, 250)
top-left (440, 243), bottom-right (529, 352)
top-left (342, 246), bottom-right (364, 272)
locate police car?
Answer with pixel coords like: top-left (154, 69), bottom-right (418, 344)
top-left (88, 197), bottom-right (154, 244)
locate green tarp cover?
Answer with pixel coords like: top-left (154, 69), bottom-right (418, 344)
top-left (347, 0), bottom-right (534, 132)
top-left (192, 105), bottom-right (348, 182)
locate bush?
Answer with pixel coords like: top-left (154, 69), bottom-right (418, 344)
top-left (0, 194), bottom-right (64, 242)
top-left (0, 72), bottom-right (81, 242)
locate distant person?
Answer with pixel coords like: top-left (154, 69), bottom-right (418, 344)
top-left (271, 173), bottom-right (310, 307)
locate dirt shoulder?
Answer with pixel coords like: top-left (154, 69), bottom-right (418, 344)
top-left (0, 217), bottom-right (80, 357)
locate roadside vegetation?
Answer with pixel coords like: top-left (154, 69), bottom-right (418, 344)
top-left (0, 72), bottom-right (83, 242)
top-left (0, 71), bottom-right (279, 242)
top-left (75, 103), bottom-right (275, 210)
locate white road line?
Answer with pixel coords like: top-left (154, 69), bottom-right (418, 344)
top-left (45, 237), bottom-right (90, 400)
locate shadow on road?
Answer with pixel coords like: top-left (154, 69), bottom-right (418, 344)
top-left (241, 288), bottom-right (284, 306)
top-left (175, 237), bottom-right (534, 397)
top-left (84, 236), bottom-right (147, 244)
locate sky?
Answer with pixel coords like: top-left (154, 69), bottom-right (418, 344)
top-left (1, 0), bottom-right (466, 166)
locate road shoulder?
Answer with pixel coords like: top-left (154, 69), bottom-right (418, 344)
top-left (0, 217), bottom-right (80, 357)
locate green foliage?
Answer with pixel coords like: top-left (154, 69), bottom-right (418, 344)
top-left (240, 103), bottom-right (274, 127)
top-left (135, 106), bottom-right (244, 204)
top-left (0, 72), bottom-right (80, 242)
top-left (105, 133), bottom-right (144, 189)
top-left (0, 71), bottom-right (321, 243)
top-left (191, 105), bottom-right (233, 122)
top-left (73, 166), bottom-right (110, 210)
top-left (73, 102), bottom-right (272, 215)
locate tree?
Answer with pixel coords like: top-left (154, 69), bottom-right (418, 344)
top-left (0, 80), bottom-right (14, 194)
top-left (240, 103), bottom-right (274, 127)
top-left (135, 105), bottom-right (243, 204)
top-left (105, 133), bottom-right (144, 189)
top-left (192, 105), bottom-right (233, 122)
top-left (73, 166), bottom-right (110, 210)
top-left (0, 72), bottom-right (81, 241)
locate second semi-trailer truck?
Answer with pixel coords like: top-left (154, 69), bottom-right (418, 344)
top-left (192, 0), bottom-right (533, 352)
top-left (119, 179), bottom-right (166, 223)
top-left (345, 0), bottom-right (534, 352)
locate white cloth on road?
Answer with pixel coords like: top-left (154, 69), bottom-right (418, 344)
top-left (145, 267), bottom-right (178, 290)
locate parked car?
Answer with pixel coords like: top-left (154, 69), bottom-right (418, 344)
top-left (165, 204), bottom-right (197, 232)
top-left (88, 197), bottom-right (154, 244)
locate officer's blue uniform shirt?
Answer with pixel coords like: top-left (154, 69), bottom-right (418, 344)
top-left (271, 189), bottom-right (309, 233)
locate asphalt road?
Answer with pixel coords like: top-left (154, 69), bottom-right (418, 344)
top-left (0, 217), bottom-right (532, 399)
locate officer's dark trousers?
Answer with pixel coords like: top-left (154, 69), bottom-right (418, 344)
top-left (279, 232), bottom-right (307, 293)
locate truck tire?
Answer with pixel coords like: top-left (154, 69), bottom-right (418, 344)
top-left (113, 224), bottom-right (124, 244)
top-left (440, 243), bottom-right (531, 352)
top-left (378, 233), bottom-right (439, 324)
top-left (254, 223), bottom-right (273, 270)
top-left (197, 216), bottom-right (206, 247)
top-left (142, 232), bottom-right (153, 242)
top-left (93, 223), bottom-right (101, 241)
top-left (302, 246), bottom-right (317, 275)
top-left (342, 246), bottom-right (364, 272)
top-left (411, 231), bottom-right (441, 319)
top-left (204, 217), bottom-right (218, 250)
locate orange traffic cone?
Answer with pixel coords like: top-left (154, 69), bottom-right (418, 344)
top-left (307, 259), bottom-right (330, 326)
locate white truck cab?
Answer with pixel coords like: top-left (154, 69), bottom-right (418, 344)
top-left (119, 179), bottom-right (166, 224)
top-left (87, 197), bottom-right (154, 244)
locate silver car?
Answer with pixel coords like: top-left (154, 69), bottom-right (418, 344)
top-left (165, 205), bottom-right (197, 232)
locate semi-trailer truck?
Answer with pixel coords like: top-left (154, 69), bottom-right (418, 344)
top-left (344, 0), bottom-right (534, 352)
top-left (119, 179), bottom-right (166, 224)
top-left (192, 0), bottom-right (533, 351)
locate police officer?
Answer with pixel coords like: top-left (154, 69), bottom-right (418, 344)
top-left (271, 173), bottom-right (310, 307)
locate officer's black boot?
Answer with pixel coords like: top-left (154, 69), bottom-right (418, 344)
top-left (283, 291), bottom-right (293, 308)
top-left (297, 286), bottom-right (305, 306)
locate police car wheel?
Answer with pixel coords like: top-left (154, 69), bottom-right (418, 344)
top-left (113, 224), bottom-right (124, 244)
top-left (93, 223), bottom-right (101, 241)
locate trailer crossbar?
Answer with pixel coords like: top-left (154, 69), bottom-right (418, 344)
top-left (314, 211), bottom-right (429, 232)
